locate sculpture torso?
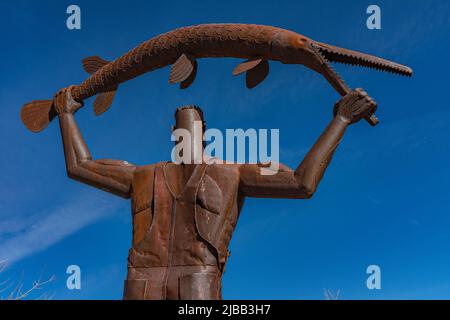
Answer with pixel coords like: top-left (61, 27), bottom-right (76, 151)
top-left (129, 162), bottom-right (243, 272)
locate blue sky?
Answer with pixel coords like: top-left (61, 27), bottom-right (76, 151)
top-left (1, 0), bottom-right (450, 300)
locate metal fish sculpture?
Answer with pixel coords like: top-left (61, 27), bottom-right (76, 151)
top-left (20, 23), bottom-right (412, 132)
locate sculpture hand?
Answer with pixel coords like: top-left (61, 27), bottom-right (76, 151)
top-left (54, 86), bottom-right (83, 115)
top-left (333, 88), bottom-right (377, 125)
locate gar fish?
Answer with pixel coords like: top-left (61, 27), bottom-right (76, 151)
top-left (20, 23), bottom-right (412, 132)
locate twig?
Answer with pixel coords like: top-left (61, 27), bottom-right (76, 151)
top-left (324, 288), bottom-right (340, 300)
top-left (0, 260), bottom-right (56, 300)
top-left (13, 275), bottom-right (55, 300)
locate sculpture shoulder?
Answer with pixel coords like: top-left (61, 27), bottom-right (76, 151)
top-left (131, 162), bottom-right (172, 191)
top-left (133, 162), bottom-right (159, 173)
top-left (238, 162), bottom-right (293, 175)
top-left (206, 161), bottom-right (293, 181)
top-left (206, 162), bottom-right (240, 178)
top-left (94, 159), bottom-right (136, 167)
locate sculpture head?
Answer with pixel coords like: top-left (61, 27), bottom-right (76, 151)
top-left (172, 105), bottom-right (205, 164)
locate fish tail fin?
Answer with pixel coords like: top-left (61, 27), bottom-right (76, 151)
top-left (20, 99), bottom-right (56, 133)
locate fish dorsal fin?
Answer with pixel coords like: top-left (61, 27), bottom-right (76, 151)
top-left (246, 60), bottom-right (269, 89)
top-left (169, 54), bottom-right (197, 88)
top-left (233, 59), bottom-right (270, 89)
top-left (82, 56), bottom-right (110, 74)
top-left (232, 58), bottom-right (264, 76)
top-left (93, 86), bottom-right (118, 116)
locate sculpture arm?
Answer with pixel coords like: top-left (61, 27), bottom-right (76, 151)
top-left (239, 89), bottom-right (377, 199)
top-left (239, 115), bottom-right (346, 199)
top-left (56, 87), bottom-right (135, 198)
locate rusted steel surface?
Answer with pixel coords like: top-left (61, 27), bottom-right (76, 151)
top-left (20, 23), bottom-right (412, 132)
top-left (19, 23), bottom-right (408, 300)
top-left (72, 24), bottom-right (411, 101)
top-left (49, 90), bottom-right (377, 299)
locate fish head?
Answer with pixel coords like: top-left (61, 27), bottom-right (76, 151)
top-left (271, 31), bottom-right (318, 65)
top-left (272, 31), bottom-right (413, 95)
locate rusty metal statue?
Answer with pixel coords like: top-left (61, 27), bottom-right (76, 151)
top-left (20, 23), bottom-right (412, 300)
top-left (21, 23), bottom-right (412, 131)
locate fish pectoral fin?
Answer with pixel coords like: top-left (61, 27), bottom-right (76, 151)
top-left (82, 56), bottom-right (110, 74)
top-left (245, 60), bottom-right (269, 89)
top-left (93, 86), bottom-right (118, 116)
top-left (232, 58), bottom-right (264, 76)
top-left (180, 59), bottom-right (198, 89)
top-left (233, 59), bottom-right (269, 88)
top-left (169, 54), bottom-right (197, 88)
top-left (82, 55), bottom-right (116, 115)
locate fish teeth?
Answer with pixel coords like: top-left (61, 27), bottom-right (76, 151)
top-left (315, 43), bottom-right (412, 77)
top-left (310, 42), bottom-right (350, 94)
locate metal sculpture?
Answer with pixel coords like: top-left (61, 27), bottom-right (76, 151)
top-left (20, 23), bottom-right (412, 300)
top-left (21, 23), bottom-right (411, 131)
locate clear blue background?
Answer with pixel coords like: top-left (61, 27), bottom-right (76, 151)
top-left (1, 0), bottom-right (450, 299)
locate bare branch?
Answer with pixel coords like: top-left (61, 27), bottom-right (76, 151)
top-left (13, 275), bottom-right (55, 300)
top-left (0, 260), bottom-right (7, 273)
top-left (0, 260), bottom-right (55, 300)
top-left (324, 288), bottom-right (340, 300)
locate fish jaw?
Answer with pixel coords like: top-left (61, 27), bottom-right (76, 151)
top-left (313, 41), bottom-right (413, 77)
top-left (271, 32), bottom-right (350, 95)
top-left (276, 32), bottom-right (413, 96)
top-left (270, 32), bottom-right (352, 95)
top-left (308, 40), bottom-right (412, 96)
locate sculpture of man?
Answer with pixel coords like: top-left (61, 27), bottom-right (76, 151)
top-left (53, 86), bottom-right (377, 300)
